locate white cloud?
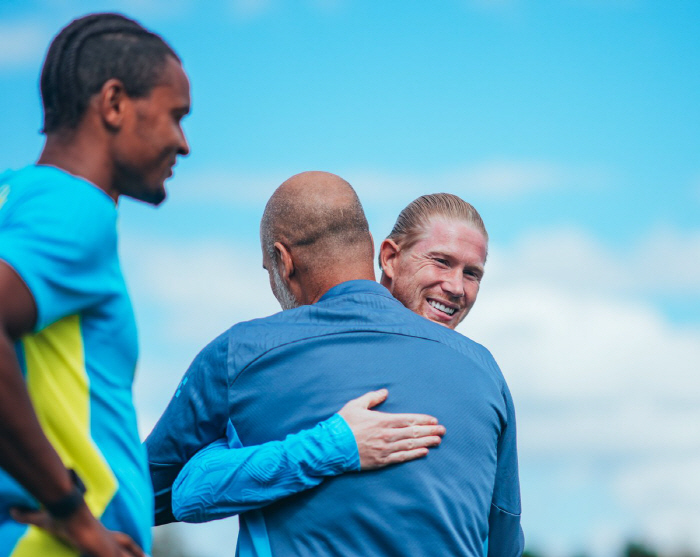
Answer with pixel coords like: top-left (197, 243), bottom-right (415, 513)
top-left (444, 161), bottom-right (565, 196)
top-left (0, 22), bottom-right (48, 70)
top-left (614, 457), bottom-right (700, 553)
top-left (457, 227), bottom-right (700, 554)
top-left (172, 161), bottom-right (612, 211)
top-left (122, 235), bottom-right (279, 345)
top-left (482, 226), bottom-right (700, 298)
top-left (350, 161), bottom-right (612, 202)
top-left (173, 167), bottom-right (284, 207)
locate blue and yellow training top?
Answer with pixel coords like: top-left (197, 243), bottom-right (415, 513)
top-left (0, 165), bottom-right (152, 556)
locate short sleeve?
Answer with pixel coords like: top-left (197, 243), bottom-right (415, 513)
top-left (0, 174), bottom-right (118, 331)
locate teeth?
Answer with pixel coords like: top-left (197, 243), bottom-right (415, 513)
top-left (428, 300), bottom-right (455, 315)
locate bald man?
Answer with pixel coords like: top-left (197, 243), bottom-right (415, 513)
top-left (146, 172), bottom-right (523, 556)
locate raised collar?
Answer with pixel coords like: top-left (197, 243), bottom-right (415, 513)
top-left (318, 279), bottom-right (397, 304)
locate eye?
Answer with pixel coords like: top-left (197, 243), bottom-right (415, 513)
top-left (434, 258), bottom-right (449, 266)
top-left (463, 268), bottom-right (483, 280)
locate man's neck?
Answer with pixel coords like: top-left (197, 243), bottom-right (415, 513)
top-left (301, 267), bottom-right (376, 306)
top-left (38, 130), bottom-right (115, 200)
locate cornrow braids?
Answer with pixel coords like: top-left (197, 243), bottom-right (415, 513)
top-left (40, 13), bottom-right (179, 133)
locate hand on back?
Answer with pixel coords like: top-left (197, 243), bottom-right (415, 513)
top-left (338, 389), bottom-right (445, 470)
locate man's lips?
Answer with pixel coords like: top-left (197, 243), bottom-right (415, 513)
top-left (427, 298), bottom-right (458, 318)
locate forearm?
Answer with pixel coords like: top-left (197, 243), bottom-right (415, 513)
top-left (172, 414), bottom-right (359, 523)
top-left (487, 504), bottom-right (524, 557)
top-left (488, 384), bottom-right (524, 557)
top-left (0, 333), bottom-right (74, 505)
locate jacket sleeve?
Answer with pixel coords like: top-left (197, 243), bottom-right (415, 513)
top-left (145, 334), bottom-right (231, 525)
top-left (172, 413), bottom-right (360, 523)
top-left (487, 383), bottom-right (524, 557)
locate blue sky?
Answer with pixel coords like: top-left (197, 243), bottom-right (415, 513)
top-left (1, 1), bottom-right (699, 556)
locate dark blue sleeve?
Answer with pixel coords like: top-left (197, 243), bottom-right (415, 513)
top-left (144, 333), bottom-right (230, 525)
top-left (487, 383), bottom-right (524, 557)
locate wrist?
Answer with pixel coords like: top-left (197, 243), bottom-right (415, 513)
top-left (324, 414), bottom-right (361, 472)
top-left (45, 469), bottom-right (87, 519)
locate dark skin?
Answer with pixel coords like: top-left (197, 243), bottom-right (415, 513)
top-left (0, 55), bottom-right (190, 557)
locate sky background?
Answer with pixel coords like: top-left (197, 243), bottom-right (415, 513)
top-left (1, 1), bottom-right (699, 556)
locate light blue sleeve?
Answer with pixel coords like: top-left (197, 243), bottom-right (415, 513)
top-left (0, 172), bottom-right (118, 331)
top-left (172, 413), bottom-right (360, 523)
top-left (487, 383), bottom-right (524, 557)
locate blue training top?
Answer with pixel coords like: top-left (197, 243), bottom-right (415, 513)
top-left (146, 280), bottom-right (523, 557)
top-left (0, 166), bottom-right (152, 556)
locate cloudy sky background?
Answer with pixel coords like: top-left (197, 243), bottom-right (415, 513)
top-left (1, 1), bottom-right (699, 556)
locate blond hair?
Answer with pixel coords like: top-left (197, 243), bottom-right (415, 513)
top-left (381, 193), bottom-right (488, 265)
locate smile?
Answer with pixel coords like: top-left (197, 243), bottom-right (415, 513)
top-left (428, 299), bottom-right (456, 316)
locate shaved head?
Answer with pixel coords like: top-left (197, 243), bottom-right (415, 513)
top-left (261, 171), bottom-right (374, 308)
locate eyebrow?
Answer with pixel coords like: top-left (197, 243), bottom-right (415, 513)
top-left (428, 250), bottom-right (484, 270)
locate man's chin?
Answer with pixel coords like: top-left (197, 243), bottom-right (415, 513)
top-left (127, 186), bottom-right (167, 206)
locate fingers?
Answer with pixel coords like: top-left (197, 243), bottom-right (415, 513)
top-left (113, 532), bottom-right (145, 557)
top-left (350, 389), bottom-right (389, 410)
top-left (358, 425), bottom-right (445, 470)
top-left (389, 435), bottom-right (443, 452)
top-left (383, 447), bottom-right (430, 465)
top-left (366, 435), bottom-right (443, 469)
top-left (380, 412), bottom-right (440, 428)
top-left (385, 424), bottom-right (445, 443)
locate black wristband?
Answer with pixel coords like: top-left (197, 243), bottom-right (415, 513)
top-left (44, 469), bottom-right (87, 519)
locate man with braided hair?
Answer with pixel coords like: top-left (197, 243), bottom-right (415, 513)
top-left (0, 13), bottom-right (190, 557)
top-left (2, 13), bottom-right (453, 557)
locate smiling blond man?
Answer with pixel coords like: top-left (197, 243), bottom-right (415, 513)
top-left (380, 193), bottom-right (488, 330)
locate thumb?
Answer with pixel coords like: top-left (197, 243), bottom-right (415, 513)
top-left (10, 507), bottom-right (50, 529)
top-left (354, 389), bottom-right (388, 410)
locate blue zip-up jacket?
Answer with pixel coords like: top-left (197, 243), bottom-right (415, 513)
top-left (146, 280), bottom-right (523, 556)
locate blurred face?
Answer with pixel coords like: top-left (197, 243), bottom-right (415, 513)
top-left (113, 56), bottom-right (190, 205)
top-left (382, 218), bottom-right (487, 329)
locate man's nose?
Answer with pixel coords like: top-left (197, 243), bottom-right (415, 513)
top-left (178, 127), bottom-right (190, 156)
top-left (442, 269), bottom-right (465, 298)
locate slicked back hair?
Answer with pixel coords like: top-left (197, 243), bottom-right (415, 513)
top-left (41, 12), bottom-right (179, 134)
top-left (381, 193), bottom-right (489, 266)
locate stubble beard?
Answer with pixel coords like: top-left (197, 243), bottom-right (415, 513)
top-left (270, 263), bottom-right (299, 311)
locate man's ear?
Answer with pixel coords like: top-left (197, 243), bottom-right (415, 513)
top-left (379, 238), bottom-right (400, 281)
top-left (98, 78), bottom-right (129, 131)
top-left (274, 241), bottom-right (295, 282)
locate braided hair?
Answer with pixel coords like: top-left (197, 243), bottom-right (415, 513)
top-left (40, 13), bottom-right (179, 134)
